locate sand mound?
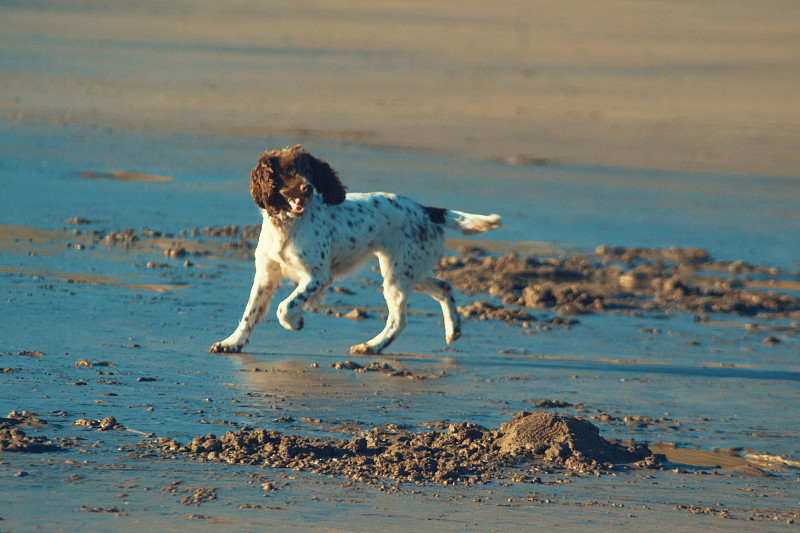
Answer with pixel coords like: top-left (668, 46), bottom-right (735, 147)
top-left (495, 411), bottom-right (651, 470)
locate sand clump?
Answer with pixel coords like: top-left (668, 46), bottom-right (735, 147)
top-left (0, 411), bottom-right (124, 453)
top-left (327, 360), bottom-right (434, 379)
top-left (438, 246), bottom-right (800, 321)
top-left (0, 411), bottom-right (61, 453)
top-left (127, 411), bottom-right (655, 486)
top-left (457, 300), bottom-right (537, 324)
top-left (71, 416), bottom-right (125, 431)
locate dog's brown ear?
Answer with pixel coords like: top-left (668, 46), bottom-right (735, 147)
top-left (297, 150), bottom-right (347, 206)
top-left (250, 152), bottom-right (282, 215)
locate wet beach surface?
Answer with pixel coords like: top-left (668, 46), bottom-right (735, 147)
top-left (2, 1), bottom-right (800, 530)
top-left (1, 121), bottom-right (799, 531)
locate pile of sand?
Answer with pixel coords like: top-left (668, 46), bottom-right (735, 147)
top-left (495, 411), bottom-right (652, 471)
top-left (128, 411), bottom-right (655, 485)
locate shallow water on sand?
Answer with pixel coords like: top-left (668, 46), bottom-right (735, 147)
top-left (1, 121), bottom-right (798, 530)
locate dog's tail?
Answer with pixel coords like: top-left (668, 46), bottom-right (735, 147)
top-left (425, 206), bottom-right (501, 235)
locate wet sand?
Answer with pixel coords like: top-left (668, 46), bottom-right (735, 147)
top-left (2, 1), bottom-right (800, 531)
top-left (2, 195), bottom-right (799, 530)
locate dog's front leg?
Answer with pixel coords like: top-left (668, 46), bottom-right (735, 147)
top-left (209, 261), bottom-right (281, 353)
top-left (276, 275), bottom-right (331, 332)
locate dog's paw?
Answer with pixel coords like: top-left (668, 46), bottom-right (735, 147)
top-left (209, 342), bottom-right (242, 354)
top-left (277, 300), bottom-right (305, 331)
top-left (446, 328), bottom-right (461, 344)
top-left (349, 342), bottom-right (376, 355)
top-left (277, 310), bottom-right (304, 331)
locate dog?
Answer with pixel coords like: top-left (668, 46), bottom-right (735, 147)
top-left (209, 145), bottom-right (500, 355)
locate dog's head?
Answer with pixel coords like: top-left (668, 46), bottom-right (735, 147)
top-left (250, 145), bottom-right (347, 217)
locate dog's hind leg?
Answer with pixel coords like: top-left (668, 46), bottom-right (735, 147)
top-left (416, 276), bottom-right (461, 344)
top-left (350, 253), bottom-right (411, 355)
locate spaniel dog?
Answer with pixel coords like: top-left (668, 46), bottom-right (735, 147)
top-left (209, 145), bottom-right (500, 355)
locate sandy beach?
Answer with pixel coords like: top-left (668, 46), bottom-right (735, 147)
top-left (2, 0), bottom-right (799, 176)
top-left (1, 1), bottom-right (799, 531)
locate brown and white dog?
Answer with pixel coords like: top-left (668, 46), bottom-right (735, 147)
top-left (210, 145), bottom-right (500, 355)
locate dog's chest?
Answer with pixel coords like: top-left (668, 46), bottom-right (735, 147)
top-left (259, 216), bottom-right (316, 272)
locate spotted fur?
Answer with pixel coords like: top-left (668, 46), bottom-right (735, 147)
top-left (210, 146), bottom-right (501, 355)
